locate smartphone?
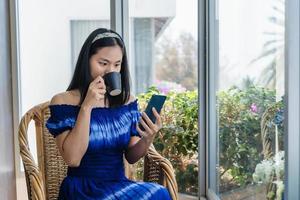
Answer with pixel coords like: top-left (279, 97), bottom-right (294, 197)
top-left (139, 94), bottom-right (167, 131)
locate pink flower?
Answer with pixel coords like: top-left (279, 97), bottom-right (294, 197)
top-left (250, 103), bottom-right (258, 113)
top-left (154, 80), bottom-right (186, 94)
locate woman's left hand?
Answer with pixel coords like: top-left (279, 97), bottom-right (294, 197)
top-left (136, 108), bottom-right (162, 145)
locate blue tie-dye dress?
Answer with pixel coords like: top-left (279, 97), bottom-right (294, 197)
top-left (45, 99), bottom-right (171, 200)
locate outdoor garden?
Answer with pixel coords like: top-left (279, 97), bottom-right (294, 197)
top-left (131, 83), bottom-right (284, 200)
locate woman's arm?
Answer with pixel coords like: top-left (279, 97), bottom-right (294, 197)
top-left (53, 76), bottom-right (106, 167)
top-left (125, 136), bottom-right (152, 164)
top-left (51, 94), bottom-right (92, 167)
top-left (125, 107), bottom-right (162, 164)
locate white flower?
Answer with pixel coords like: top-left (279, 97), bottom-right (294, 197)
top-left (252, 151), bottom-right (284, 185)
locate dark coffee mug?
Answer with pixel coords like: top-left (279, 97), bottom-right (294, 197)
top-left (103, 72), bottom-right (122, 96)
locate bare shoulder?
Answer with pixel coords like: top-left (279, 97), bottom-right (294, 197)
top-left (49, 92), bottom-right (68, 105)
top-left (50, 90), bottom-right (80, 106)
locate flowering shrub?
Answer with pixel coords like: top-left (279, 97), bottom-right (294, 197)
top-left (153, 80), bottom-right (187, 94)
top-left (135, 84), bottom-right (283, 195)
top-left (137, 85), bottom-right (198, 195)
top-left (218, 86), bottom-right (280, 190)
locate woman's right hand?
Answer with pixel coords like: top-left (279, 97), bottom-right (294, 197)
top-left (82, 75), bottom-right (106, 109)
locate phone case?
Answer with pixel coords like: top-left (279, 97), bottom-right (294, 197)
top-left (139, 94), bottom-right (167, 131)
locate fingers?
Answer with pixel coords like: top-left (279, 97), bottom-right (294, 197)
top-left (136, 124), bottom-right (147, 137)
top-left (141, 112), bottom-right (155, 129)
top-left (140, 111), bottom-right (161, 134)
top-left (93, 75), bottom-right (104, 84)
top-left (141, 111), bottom-right (162, 132)
top-left (95, 80), bottom-right (106, 90)
top-left (95, 92), bottom-right (106, 100)
top-left (95, 95), bottom-right (102, 101)
top-left (90, 76), bottom-right (105, 88)
top-left (152, 108), bottom-right (162, 128)
top-left (94, 88), bottom-right (106, 101)
top-left (136, 122), bottom-right (154, 142)
top-left (89, 76), bottom-right (106, 100)
top-left (139, 118), bottom-right (153, 133)
top-left (97, 88), bottom-right (106, 95)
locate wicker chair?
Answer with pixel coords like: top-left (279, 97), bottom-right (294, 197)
top-left (261, 102), bottom-right (284, 161)
top-left (260, 102), bottom-right (284, 200)
top-left (18, 102), bottom-right (178, 200)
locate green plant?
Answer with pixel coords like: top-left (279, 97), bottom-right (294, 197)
top-left (218, 86), bottom-right (278, 190)
top-left (137, 86), bottom-right (198, 195)
top-left (134, 84), bottom-right (282, 195)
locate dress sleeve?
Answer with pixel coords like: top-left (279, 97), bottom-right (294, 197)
top-left (46, 105), bottom-right (76, 138)
top-left (129, 100), bottom-right (142, 137)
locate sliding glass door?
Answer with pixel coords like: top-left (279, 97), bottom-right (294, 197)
top-left (208, 0), bottom-right (286, 199)
top-left (127, 0), bottom-right (199, 198)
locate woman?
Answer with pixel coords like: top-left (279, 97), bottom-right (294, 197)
top-left (46, 28), bottom-right (171, 199)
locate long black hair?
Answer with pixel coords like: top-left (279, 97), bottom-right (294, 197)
top-left (67, 28), bottom-right (131, 108)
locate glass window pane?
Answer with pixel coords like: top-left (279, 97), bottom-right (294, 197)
top-left (128, 0), bottom-right (199, 198)
top-left (209, 0), bottom-right (286, 199)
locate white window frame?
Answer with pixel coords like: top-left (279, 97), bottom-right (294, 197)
top-left (198, 0), bottom-right (208, 198)
top-left (285, 0), bottom-right (300, 199)
top-left (206, 0), bottom-right (219, 198)
top-left (9, 0), bottom-right (22, 178)
top-left (205, 0), bottom-right (300, 199)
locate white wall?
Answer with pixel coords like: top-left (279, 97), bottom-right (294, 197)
top-left (18, 0), bottom-right (111, 170)
top-left (18, 0), bottom-right (176, 113)
top-left (18, 0), bottom-right (111, 113)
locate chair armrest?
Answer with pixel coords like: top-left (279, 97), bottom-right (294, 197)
top-left (144, 144), bottom-right (178, 200)
top-left (18, 105), bottom-right (46, 200)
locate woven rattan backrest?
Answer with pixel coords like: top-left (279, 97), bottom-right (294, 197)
top-left (38, 103), bottom-right (68, 199)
